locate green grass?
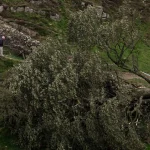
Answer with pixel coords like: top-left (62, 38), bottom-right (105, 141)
top-left (4, 46), bottom-right (24, 61)
top-left (1, 0), bottom-right (69, 36)
top-left (0, 57), bottom-right (19, 73)
top-left (7, 12), bottom-right (53, 36)
top-left (137, 42), bottom-right (150, 73)
top-left (1, 0), bottom-right (26, 5)
top-left (98, 41), bottom-right (150, 74)
top-left (0, 47), bottom-right (23, 83)
top-left (146, 145), bottom-right (150, 150)
top-left (2, 11), bottom-right (68, 36)
top-left (95, 20), bottom-right (150, 74)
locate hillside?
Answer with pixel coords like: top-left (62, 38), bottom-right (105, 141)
top-left (0, 1), bottom-right (149, 51)
top-left (0, 0), bottom-right (106, 77)
top-left (0, 0), bottom-right (150, 150)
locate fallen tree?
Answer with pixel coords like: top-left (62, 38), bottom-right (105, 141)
top-left (0, 38), bottom-right (148, 150)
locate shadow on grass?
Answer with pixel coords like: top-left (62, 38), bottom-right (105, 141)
top-left (0, 128), bottom-right (22, 150)
top-left (146, 145), bottom-right (150, 150)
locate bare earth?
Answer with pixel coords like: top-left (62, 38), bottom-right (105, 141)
top-left (119, 72), bottom-right (142, 80)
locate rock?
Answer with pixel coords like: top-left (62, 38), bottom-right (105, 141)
top-left (81, 2), bottom-right (85, 7)
top-left (10, 7), bottom-right (16, 12)
top-left (102, 12), bottom-right (110, 19)
top-left (30, 0), bottom-right (42, 5)
top-left (17, 7), bottom-right (24, 12)
top-left (0, 6), bottom-right (4, 13)
top-left (81, 1), bottom-right (93, 9)
top-left (25, 7), bottom-right (34, 13)
top-left (50, 13), bottom-right (60, 21)
top-left (97, 6), bottom-right (104, 16)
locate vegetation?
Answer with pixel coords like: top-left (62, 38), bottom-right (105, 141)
top-left (0, 58), bottom-right (15, 73)
top-left (0, 87), bottom-right (21, 150)
top-left (0, 46), bottom-right (22, 73)
top-left (0, 0), bottom-right (150, 150)
top-left (2, 11), bottom-right (56, 36)
top-left (0, 128), bottom-right (21, 150)
top-left (1, 0), bottom-right (26, 5)
top-left (1, 1), bottom-right (68, 36)
top-left (68, 4), bottom-right (150, 83)
top-left (1, 38), bottom-right (147, 150)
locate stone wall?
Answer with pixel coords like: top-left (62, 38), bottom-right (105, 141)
top-left (0, 0), bottom-right (111, 21)
top-left (0, 0), bottom-right (61, 21)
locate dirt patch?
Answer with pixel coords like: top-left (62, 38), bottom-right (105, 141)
top-left (119, 72), bottom-right (142, 80)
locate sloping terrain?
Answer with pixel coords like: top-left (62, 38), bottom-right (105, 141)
top-left (0, 0), bottom-right (149, 149)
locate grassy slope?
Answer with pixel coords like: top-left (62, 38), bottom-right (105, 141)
top-left (0, 1), bottom-right (150, 149)
top-left (1, 0), bottom-right (68, 37)
top-left (0, 47), bottom-right (22, 73)
top-left (1, 0), bottom-right (26, 5)
top-left (138, 42), bottom-right (150, 73)
top-left (100, 43), bottom-right (150, 71)
top-left (0, 1), bottom-right (67, 149)
top-left (138, 21), bottom-right (150, 73)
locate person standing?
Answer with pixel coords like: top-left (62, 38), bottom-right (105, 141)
top-left (0, 35), bottom-right (5, 57)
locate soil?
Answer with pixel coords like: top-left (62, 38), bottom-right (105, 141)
top-left (119, 72), bottom-right (142, 80)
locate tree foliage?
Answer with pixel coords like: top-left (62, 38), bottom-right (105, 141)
top-left (1, 38), bottom-right (146, 150)
top-left (68, 5), bottom-right (150, 83)
top-left (0, 1), bottom-right (149, 149)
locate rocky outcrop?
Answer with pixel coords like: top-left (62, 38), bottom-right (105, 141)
top-left (0, 17), bottom-right (40, 57)
top-left (0, 0), bottom-right (61, 21)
